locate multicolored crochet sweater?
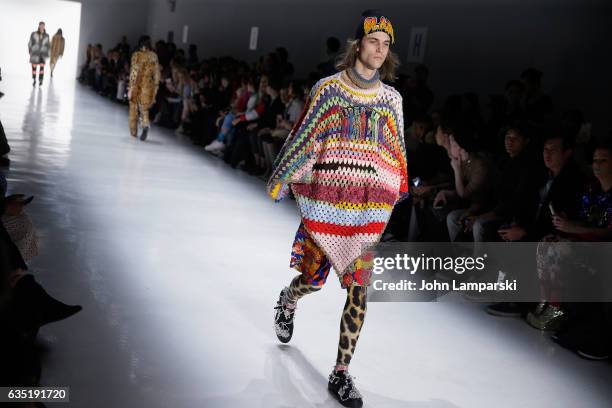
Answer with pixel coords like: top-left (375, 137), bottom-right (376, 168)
top-left (267, 70), bottom-right (408, 275)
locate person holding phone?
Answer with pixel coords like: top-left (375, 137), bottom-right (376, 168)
top-left (523, 140), bottom-right (610, 332)
top-left (499, 130), bottom-right (585, 243)
top-left (487, 131), bottom-right (584, 323)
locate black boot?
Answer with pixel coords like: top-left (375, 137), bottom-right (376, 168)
top-left (328, 369), bottom-right (364, 408)
top-left (11, 275), bottom-right (82, 328)
top-left (273, 288), bottom-right (296, 343)
top-left (140, 127), bottom-right (149, 141)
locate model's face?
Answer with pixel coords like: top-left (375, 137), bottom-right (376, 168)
top-left (592, 149), bottom-right (612, 181)
top-left (357, 32), bottom-right (390, 70)
top-left (504, 130), bottom-right (528, 158)
top-left (38, 23), bottom-right (45, 32)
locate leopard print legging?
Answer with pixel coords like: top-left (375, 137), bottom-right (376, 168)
top-left (286, 274), bottom-right (367, 367)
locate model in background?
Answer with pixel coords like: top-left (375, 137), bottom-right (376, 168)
top-left (268, 9), bottom-right (407, 408)
top-left (50, 29), bottom-right (65, 77)
top-left (28, 22), bottom-right (50, 87)
top-left (127, 35), bottom-right (160, 141)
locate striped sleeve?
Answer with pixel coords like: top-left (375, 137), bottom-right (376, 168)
top-left (395, 94), bottom-right (409, 197)
top-left (266, 81), bottom-right (326, 202)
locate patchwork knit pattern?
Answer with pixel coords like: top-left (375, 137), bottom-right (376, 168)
top-left (267, 70), bottom-right (408, 276)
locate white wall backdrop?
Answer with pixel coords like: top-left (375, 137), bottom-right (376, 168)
top-left (0, 0), bottom-right (81, 81)
top-left (145, 0), bottom-right (612, 135)
top-left (68, 0), bottom-right (150, 71)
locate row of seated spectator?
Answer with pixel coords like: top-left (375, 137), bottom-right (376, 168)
top-left (388, 97), bottom-right (611, 360)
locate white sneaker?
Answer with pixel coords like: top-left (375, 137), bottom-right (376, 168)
top-left (205, 140), bottom-right (225, 152)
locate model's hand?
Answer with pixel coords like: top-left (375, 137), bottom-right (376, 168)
top-left (127, 89), bottom-right (132, 101)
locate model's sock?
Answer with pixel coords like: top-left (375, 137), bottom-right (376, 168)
top-left (336, 285), bottom-right (367, 367)
top-left (286, 274), bottom-right (321, 307)
top-left (334, 364), bottom-right (349, 372)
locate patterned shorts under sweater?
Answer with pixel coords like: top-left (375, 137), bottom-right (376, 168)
top-left (289, 222), bottom-right (374, 289)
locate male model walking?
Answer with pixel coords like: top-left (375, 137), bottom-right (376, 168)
top-left (127, 35), bottom-right (160, 141)
top-left (50, 28), bottom-right (65, 77)
top-left (267, 10), bottom-right (407, 408)
top-left (28, 22), bottom-right (50, 87)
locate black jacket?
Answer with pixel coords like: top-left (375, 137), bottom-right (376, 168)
top-left (492, 148), bottom-right (544, 225)
top-left (527, 160), bottom-right (586, 240)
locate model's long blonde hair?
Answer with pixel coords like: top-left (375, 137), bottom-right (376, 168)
top-left (335, 38), bottom-right (400, 82)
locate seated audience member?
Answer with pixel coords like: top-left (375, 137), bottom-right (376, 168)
top-left (488, 130), bottom-right (586, 318)
top-left (224, 76), bottom-right (270, 167)
top-left (527, 141), bottom-right (611, 333)
top-left (520, 68), bottom-right (553, 123)
top-left (205, 77), bottom-right (256, 153)
top-left (384, 114), bottom-right (443, 241)
top-left (543, 140), bottom-right (612, 360)
top-left (401, 117), bottom-right (456, 241)
top-left (0, 193), bottom-right (82, 343)
top-left (436, 130), bottom-right (495, 242)
top-left (482, 80), bottom-right (525, 155)
top-left (462, 122), bottom-right (543, 242)
top-left (260, 81), bottom-right (305, 177)
top-left (504, 130), bottom-right (586, 243)
top-left (244, 78), bottom-right (286, 175)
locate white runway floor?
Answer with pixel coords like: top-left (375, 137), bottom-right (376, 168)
top-left (1, 76), bottom-right (611, 407)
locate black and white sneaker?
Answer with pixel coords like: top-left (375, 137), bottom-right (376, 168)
top-left (274, 288), bottom-right (296, 343)
top-left (328, 369), bottom-right (363, 408)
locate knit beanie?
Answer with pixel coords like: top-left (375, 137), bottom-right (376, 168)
top-left (355, 9), bottom-right (395, 45)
